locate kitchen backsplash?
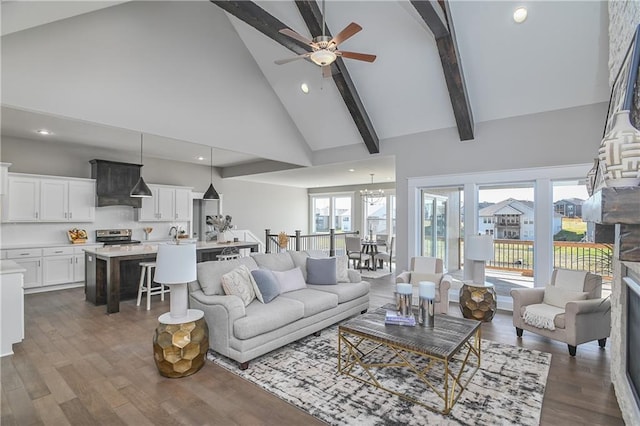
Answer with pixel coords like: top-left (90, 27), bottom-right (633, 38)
top-left (0, 205), bottom-right (190, 246)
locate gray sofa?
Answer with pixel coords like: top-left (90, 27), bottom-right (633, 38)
top-left (188, 251), bottom-right (370, 369)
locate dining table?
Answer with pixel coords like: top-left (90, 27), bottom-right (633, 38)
top-left (360, 240), bottom-right (382, 271)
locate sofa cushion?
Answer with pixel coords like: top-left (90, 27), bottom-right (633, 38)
top-left (251, 252), bottom-right (295, 272)
top-left (289, 251), bottom-right (310, 281)
top-left (234, 297), bottom-right (304, 339)
top-left (198, 257), bottom-right (258, 296)
top-left (221, 265), bottom-right (256, 306)
top-left (307, 281), bottom-right (370, 304)
top-left (307, 257), bottom-right (337, 285)
top-left (251, 269), bottom-right (280, 303)
top-left (272, 267), bottom-right (307, 293)
top-left (543, 285), bottom-right (589, 308)
top-left (280, 289), bottom-right (339, 317)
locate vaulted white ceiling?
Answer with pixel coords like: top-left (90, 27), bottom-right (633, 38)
top-left (0, 1), bottom-right (610, 188)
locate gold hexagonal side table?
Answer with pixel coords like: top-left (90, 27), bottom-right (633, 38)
top-left (153, 311), bottom-right (209, 378)
top-left (459, 281), bottom-right (497, 322)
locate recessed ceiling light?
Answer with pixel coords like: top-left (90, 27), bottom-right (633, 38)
top-left (348, 168), bottom-right (355, 172)
top-left (301, 83), bottom-right (310, 94)
top-left (386, 177), bottom-right (392, 180)
top-left (36, 129), bottom-right (52, 135)
top-left (196, 156), bottom-right (205, 161)
top-left (513, 6), bottom-right (528, 23)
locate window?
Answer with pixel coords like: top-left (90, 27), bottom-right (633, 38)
top-left (311, 194), bottom-right (353, 234)
top-left (365, 196), bottom-right (387, 236)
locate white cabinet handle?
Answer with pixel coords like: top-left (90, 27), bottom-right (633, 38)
top-left (69, 212), bottom-right (72, 219)
top-left (54, 250), bottom-right (63, 254)
top-left (35, 212), bottom-right (38, 219)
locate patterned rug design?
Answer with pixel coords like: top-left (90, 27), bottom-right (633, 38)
top-left (360, 269), bottom-right (393, 279)
top-left (207, 325), bottom-right (551, 425)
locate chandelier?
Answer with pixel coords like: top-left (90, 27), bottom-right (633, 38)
top-left (360, 173), bottom-right (385, 205)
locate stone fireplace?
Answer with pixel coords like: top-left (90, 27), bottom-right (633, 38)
top-left (584, 187), bottom-right (640, 425)
top-left (611, 261), bottom-right (640, 423)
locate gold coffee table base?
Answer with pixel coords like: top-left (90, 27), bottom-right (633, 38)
top-left (338, 324), bottom-right (481, 414)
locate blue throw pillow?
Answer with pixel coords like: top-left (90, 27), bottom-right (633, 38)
top-left (307, 257), bottom-right (337, 285)
top-left (251, 269), bottom-right (280, 303)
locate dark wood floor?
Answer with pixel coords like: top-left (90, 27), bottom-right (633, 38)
top-left (2, 275), bottom-right (624, 425)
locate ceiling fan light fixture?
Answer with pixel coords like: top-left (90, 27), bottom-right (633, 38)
top-left (513, 6), bottom-right (528, 23)
top-left (310, 49), bottom-right (337, 66)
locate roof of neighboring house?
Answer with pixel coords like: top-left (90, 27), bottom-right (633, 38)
top-left (479, 198), bottom-right (533, 216)
top-left (554, 198), bottom-right (585, 206)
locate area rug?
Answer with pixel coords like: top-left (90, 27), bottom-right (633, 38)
top-left (207, 326), bottom-right (551, 425)
top-left (360, 269), bottom-right (392, 279)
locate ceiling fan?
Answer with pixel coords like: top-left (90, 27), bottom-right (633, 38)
top-left (274, 1), bottom-right (376, 78)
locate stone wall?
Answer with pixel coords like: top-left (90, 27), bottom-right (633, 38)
top-left (609, 1), bottom-right (640, 86)
top-left (607, 2), bottom-right (640, 425)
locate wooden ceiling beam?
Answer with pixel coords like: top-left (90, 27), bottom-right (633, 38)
top-left (294, 0), bottom-right (379, 154)
top-left (411, 0), bottom-right (474, 140)
top-left (211, 0), bottom-right (380, 154)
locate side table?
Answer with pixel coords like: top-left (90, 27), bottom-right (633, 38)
top-left (153, 309), bottom-right (209, 378)
top-left (459, 281), bottom-right (497, 322)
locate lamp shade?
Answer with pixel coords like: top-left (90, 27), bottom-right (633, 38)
top-left (130, 175), bottom-right (152, 198)
top-left (466, 235), bottom-right (494, 261)
top-left (154, 243), bottom-right (197, 284)
top-left (203, 183), bottom-right (220, 200)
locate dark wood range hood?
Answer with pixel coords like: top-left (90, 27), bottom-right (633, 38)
top-left (90, 159), bottom-right (143, 208)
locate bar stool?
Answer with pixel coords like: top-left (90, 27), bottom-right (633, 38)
top-left (136, 261), bottom-right (169, 310)
top-left (216, 247), bottom-right (240, 261)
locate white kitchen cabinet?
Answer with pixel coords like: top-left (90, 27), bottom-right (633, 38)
top-left (42, 247), bottom-right (74, 286)
top-left (6, 249), bottom-right (43, 289)
top-left (3, 175), bottom-right (40, 221)
top-left (3, 174), bottom-right (95, 223)
top-left (174, 188), bottom-right (192, 221)
top-left (137, 184), bottom-right (192, 222)
top-left (40, 178), bottom-right (68, 221)
top-left (1, 260), bottom-right (25, 357)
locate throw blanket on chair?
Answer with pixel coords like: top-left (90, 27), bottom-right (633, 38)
top-left (523, 304), bottom-right (564, 331)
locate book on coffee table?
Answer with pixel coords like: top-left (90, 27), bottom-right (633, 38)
top-left (385, 310), bottom-right (416, 326)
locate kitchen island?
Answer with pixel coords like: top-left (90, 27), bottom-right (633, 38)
top-left (84, 241), bottom-right (259, 314)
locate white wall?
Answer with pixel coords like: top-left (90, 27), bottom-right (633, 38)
top-left (0, 137), bottom-right (308, 246)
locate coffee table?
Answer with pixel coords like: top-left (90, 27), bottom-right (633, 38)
top-left (338, 304), bottom-right (481, 414)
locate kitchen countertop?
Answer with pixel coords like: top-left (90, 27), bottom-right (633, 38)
top-left (1, 242), bottom-right (104, 250)
top-left (0, 260), bottom-right (27, 274)
top-left (83, 240), bottom-right (258, 258)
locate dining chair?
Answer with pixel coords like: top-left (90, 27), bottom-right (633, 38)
top-left (345, 236), bottom-right (367, 269)
top-left (373, 236), bottom-right (395, 272)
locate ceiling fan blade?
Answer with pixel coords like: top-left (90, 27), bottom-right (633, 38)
top-left (329, 22), bottom-right (362, 47)
top-left (337, 51), bottom-right (377, 63)
top-left (274, 54), bottom-right (309, 65)
top-left (279, 28), bottom-right (316, 48)
top-left (322, 65), bottom-right (332, 78)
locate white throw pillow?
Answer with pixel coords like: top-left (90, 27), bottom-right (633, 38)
top-left (410, 272), bottom-right (442, 286)
top-left (543, 285), bottom-right (589, 308)
top-left (272, 267), bottom-right (307, 293)
top-left (221, 265), bottom-right (257, 306)
top-left (335, 255), bottom-right (350, 283)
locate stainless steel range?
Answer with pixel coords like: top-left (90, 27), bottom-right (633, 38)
top-left (96, 229), bottom-right (141, 245)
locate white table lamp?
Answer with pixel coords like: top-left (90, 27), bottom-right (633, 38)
top-left (154, 242), bottom-right (199, 323)
top-left (466, 235), bottom-right (494, 284)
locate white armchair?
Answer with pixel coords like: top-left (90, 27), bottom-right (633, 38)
top-left (396, 257), bottom-right (452, 314)
top-left (511, 268), bottom-right (610, 356)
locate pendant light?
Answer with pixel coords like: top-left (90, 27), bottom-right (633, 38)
top-left (130, 133), bottom-right (153, 198)
top-left (203, 146), bottom-right (220, 200)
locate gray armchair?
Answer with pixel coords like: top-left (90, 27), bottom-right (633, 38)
top-left (396, 257), bottom-right (451, 314)
top-left (510, 268), bottom-right (610, 356)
